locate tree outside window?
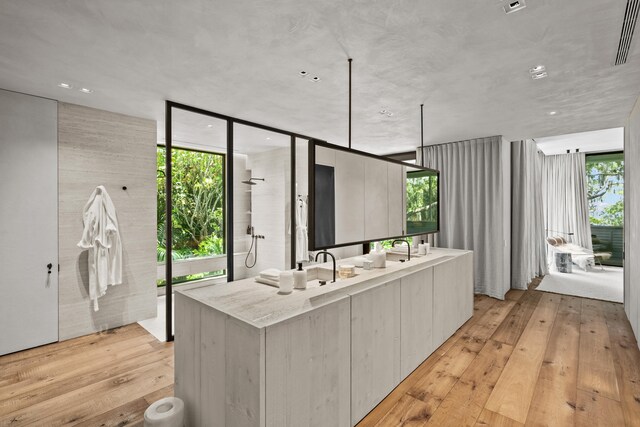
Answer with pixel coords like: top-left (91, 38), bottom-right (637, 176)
top-left (586, 152), bottom-right (623, 227)
top-left (157, 147), bottom-right (226, 285)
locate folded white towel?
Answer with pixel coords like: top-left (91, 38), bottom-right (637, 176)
top-left (256, 277), bottom-right (280, 288)
top-left (259, 268), bottom-right (281, 280)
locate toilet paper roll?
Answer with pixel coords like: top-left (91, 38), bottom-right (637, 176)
top-left (144, 397), bottom-right (185, 427)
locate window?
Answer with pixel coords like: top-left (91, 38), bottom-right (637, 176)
top-left (586, 152), bottom-right (624, 266)
top-left (157, 146), bottom-right (226, 285)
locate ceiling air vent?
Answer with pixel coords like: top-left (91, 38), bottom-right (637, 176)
top-left (615, 0), bottom-right (640, 65)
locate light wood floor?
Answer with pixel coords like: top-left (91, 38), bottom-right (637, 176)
top-left (2, 287), bottom-right (640, 426)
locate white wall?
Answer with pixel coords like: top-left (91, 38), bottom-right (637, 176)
top-left (625, 95), bottom-right (640, 343)
top-left (246, 148), bottom-right (291, 273)
top-left (233, 154), bottom-right (252, 280)
top-left (58, 103), bottom-right (157, 340)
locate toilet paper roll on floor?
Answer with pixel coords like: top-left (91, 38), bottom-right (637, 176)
top-left (144, 396), bottom-right (185, 427)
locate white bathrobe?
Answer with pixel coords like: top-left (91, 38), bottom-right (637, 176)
top-left (295, 198), bottom-right (309, 262)
top-left (77, 186), bottom-right (122, 311)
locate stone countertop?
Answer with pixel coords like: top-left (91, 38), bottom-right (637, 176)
top-left (176, 247), bottom-right (471, 328)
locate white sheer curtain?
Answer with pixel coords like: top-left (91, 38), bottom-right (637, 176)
top-left (541, 152), bottom-right (592, 249)
top-left (420, 136), bottom-right (509, 299)
top-left (511, 140), bottom-right (547, 290)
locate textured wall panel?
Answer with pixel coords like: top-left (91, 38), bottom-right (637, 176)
top-left (58, 102), bottom-right (157, 340)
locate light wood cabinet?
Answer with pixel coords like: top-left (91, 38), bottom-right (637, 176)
top-left (433, 252), bottom-right (474, 348)
top-left (265, 296), bottom-right (351, 427)
top-left (176, 250), bottom-right (473, 427)
top-left (351, 279), bottom-right (401, 424)
top-left (400, 268), bottom-right (434, 378)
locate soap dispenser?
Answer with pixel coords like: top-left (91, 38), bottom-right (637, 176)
top-left (294, 263), bottom-right (307, 290)
top-left (418, 239), bottom-right (427, 255)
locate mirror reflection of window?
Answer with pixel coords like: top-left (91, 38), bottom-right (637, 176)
top-left (406, 169), bottom-right (439, 235)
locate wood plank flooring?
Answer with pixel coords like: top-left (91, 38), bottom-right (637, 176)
top-left (359, 288), bottom-right (640, 427)
top-left (1, 287), bottom-right (639, 426)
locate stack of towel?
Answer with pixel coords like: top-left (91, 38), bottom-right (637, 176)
top-left (256, 268), bottom-right (281, 287)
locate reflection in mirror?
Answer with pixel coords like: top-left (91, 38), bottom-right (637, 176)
top-left (406, 169), bottom-right (439, 235)
top-left (309, 140), bottom-right (439, 250)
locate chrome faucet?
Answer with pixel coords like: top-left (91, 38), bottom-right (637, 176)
top-left (391, 239), bottom-right (411, 261)
top-left (314, 250), bottom-right (336, 283)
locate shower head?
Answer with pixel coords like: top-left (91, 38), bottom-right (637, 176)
top-left (242, 177), bottom-right (265, 185)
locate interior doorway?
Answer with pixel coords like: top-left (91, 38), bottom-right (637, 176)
top-left (534, 128), bottom-right (624, 303)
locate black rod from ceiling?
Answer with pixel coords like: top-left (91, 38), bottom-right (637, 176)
top-left (420, 104), bottom-right (424, 166)
top-left (348, 58), bottom-right (353, 149)
top-left (164, 101), bottom-right (173, 342)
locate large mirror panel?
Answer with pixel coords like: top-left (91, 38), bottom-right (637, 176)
top-left (309, 141), bottom-right (439, 250)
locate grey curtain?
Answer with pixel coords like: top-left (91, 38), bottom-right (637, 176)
top-left (541, 152), bottom-right (592, 249)
top-left (511, 140), bottom-right (547, 290)
top-left (420, 136), bottom-right (509, 299)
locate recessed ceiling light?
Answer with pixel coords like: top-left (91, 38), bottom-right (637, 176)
top-left (58, 82), bottom-right (72, 89)
top-left (531, 72), bottom-right (548, 80)
top-left (529, 65), bottom-right (545, 74)
top-left (548, 111), bottom-right (557, 115)
top-left (266, 137), bottom-right (271, 140)
top-left (311, 76), bottom-right (320, 82)
top-left (299, 71), bottom-right (308, 77)
top-left (79, 87), bottom-right (93, 94)
top-left (504, 0), bottom-right (526, 14)
top-left (207, 124), bottom-right (213, 128)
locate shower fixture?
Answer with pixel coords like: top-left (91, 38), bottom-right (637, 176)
top-left (242, 177), bottom-right (265, 185)
top-left (245, 232), bottom-right (265, 268)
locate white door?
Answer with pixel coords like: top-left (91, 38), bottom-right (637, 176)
top-left (0, 90), bottom-right (58, 355)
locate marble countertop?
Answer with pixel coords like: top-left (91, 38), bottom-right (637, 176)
top-left (177, 247), bottom-right (471, 328)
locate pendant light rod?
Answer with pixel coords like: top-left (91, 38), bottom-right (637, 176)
top-left (348, 58), bottom-right (353, 149)
top-left (420, 103), bottom-right (424, 166)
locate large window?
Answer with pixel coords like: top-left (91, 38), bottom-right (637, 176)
top-left (586, 152), bottom-right (624, 266)
top-left (157, 146), bottom-right (226, 285)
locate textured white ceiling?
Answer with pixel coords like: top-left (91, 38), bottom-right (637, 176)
top-left (0, 0), bottom-right (638, 155)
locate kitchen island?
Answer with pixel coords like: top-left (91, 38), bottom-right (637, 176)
top-left (175, 247), bottom-right (473, 427)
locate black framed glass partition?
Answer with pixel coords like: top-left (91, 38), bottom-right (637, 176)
top-left (164, 101), bottom-right (314, 341)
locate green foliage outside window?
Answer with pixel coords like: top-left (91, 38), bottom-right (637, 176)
top-left (406, 170), bottom-right (438, 234)
top-left (586, 153), bottom-right (623, 227)
top-left (157, 147), bottom-right (225, 264)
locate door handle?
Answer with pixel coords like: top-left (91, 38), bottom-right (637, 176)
top-left (47, 263), bottom-right (52, 274)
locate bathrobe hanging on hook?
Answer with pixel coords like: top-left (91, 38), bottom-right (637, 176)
top-left (77, 185), bottom-right (122, 311)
